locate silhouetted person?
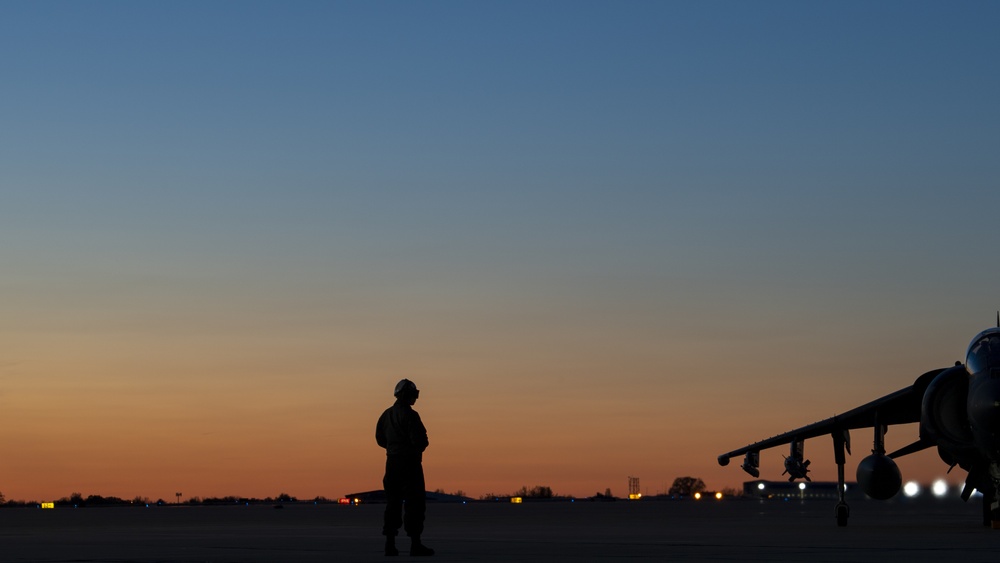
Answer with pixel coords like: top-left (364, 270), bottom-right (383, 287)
top-left (376, 379), bottom-right (434, 556)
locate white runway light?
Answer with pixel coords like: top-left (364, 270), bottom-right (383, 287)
top-left (932, 480), bottom-right (949, 497)
top-left (903, 482), bottom-right (920, 497)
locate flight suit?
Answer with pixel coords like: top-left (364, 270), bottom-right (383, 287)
top-left (376, 400), bottom-right (429, 538)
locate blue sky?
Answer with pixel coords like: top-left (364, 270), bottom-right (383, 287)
top-left (2, 1), bottom-right (999, 499)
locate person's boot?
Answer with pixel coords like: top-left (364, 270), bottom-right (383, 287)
top-left (384, 534), bottom-right (399, 556)
top-left (410, 536), bottom-right (435, 556)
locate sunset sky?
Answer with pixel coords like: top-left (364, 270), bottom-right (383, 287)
top-left (2, 1), bottom-right (999, 502)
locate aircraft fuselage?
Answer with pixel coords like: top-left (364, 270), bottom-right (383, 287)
top-left (966, 328), bottom-right (1000, 463)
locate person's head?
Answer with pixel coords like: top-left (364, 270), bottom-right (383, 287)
top-left (393, 379), bottom-right (420, 405)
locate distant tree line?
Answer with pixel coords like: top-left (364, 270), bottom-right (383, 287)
top-left (54, 493), bottom-right (154, 507)
top-left (0, 479), bottom-right (735, 507)
top-left (0, 492), bottom-right (154, 508)
top-left (181, 493), bottom-right (319, 505)
top-left (0, 492), bottom-right (338, 508)
top-left (591, 477), bottom-right (713, 500)
top-left (478, 485), bottom-right (556, 500)
top-left (516, 485), bottom-right (553, 498)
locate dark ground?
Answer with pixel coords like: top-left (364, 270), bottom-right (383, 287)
top-left (1, 497), bottom-right (997, 562)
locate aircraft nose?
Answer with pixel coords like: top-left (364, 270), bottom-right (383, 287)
top-left (969, 377), bottom-right (1000, 460)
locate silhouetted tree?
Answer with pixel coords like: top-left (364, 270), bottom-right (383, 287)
top-left (68, 492), bottom-right (84, 506)
top-left (668, 477), bottom-right (706, 497)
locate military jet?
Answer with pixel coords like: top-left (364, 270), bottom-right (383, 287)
top-left (718, 321), bottom-right (1000, 527)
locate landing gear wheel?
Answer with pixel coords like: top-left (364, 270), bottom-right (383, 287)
top-left (835, 503), bottom-right (849, 527)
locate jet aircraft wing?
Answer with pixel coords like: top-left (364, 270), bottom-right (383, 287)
top-left (717, 367), bottom-right (945, 466)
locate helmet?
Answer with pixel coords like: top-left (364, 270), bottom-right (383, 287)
top-left (394, 379), bottom-right (419, 399)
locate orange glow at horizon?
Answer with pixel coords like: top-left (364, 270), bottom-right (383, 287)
top-left (2, 321), bottom-right (976, 503)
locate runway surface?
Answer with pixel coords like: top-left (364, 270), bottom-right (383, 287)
top-left (1, 497), bottom-right (996, 562)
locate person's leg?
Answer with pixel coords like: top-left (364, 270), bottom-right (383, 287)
top-left (403, 461), bottom-right (433, 556)
top-left (382, 459), bottom-right (404, 555)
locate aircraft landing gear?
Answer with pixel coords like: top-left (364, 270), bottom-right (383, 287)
top-left (833, 430), bottom-right (850, 527)
top-left (836, 502), bottom-right (850, 527)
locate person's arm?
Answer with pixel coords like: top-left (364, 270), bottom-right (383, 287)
top-left (409, 411), bottom-right (429, 452)
top-left (375, 410), bottom-right (388, 449)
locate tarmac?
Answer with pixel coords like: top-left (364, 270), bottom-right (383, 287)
top-left (1, 497), bottom-right (997, 562)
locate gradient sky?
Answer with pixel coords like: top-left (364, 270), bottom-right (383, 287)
top-left (2, 1), bottom-right (999, 502)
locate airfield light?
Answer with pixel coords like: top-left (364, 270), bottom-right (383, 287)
top-left (354, 498), bottom-right (361, 505)
top-left (510, 497), bottom-right (523, 504)
top-left (694, 492), bottom-right (702, 500)
top-left (714, 492), bottom-right (723, 500)
top-left (41, 502), bottom-right (54, 509)
top-left (757, 483), bottom-right (765, 490)
top-left (932, 480), bottom-right (949, 497)
top-left (903, 482), bottom-right (920, 498)
top-left (628, 493), bottom-right (642, 500)
top-left (798, 483), bottom-right (806, 491)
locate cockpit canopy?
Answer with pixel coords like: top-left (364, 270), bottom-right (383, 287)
top-left (966, 329), bottom-right (1000, 374)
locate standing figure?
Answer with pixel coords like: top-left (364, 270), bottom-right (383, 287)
top-left (376, 379), bottom-right (434, 556)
